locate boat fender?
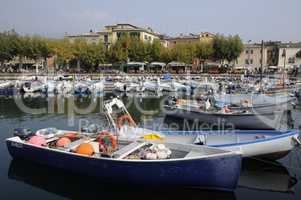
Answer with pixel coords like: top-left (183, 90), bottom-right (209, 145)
top-left (28, 136), bottom-right (47, 146)
top-left (117, 115), bottom-right (136, 129)
top-left (76, 143), bottom-right (94, 156)
top-left (56, 137), bottom-right (72, 147)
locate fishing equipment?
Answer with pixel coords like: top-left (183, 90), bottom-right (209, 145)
top-left (28, 136), bottom-right (47, 146)
top-left (56, 137), bottom-right (72, 147)
top-left (97, 131), bottom-right (118, 155)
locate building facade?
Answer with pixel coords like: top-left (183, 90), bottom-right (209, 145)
top-left (165, 32), bottom-right (215, 48)
top-left (234, 42), bottom-right (301, 71)
top-left (277, 43), bottom-right (301, 70)
top-left (234, 43), bottom-right (267, 71)
top-left (66, 23), bottom-right (159, 49)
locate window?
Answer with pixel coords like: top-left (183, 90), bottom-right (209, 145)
top-left (288, 57), bottom-right (295, 64)
top-left (250, 59), bottom-right (253, 64)
top-left (104, 35), bottom-right (108, 43)
top-left (245, 59), bottom-right (249, 64)
top-left (144, 35), bottom-right (148, 40)
top-left (245, 50), bottom-right (249, 54)
top-left (250, 50), bottom-right (254, 54)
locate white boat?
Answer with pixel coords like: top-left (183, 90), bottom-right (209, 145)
top-left (74, 82), bottom-right (91, 95)
top-left (22, 80), bottom-right (46, 93)
top-left (102, 98), bottom-right (300, 160)
top-left (114, 82), bottom-right (140, 92)
top-left (45, 81), bottom-right (57, 94)
top-left (143, 80), bottom-right (162, 92)
top-left (162, 130), bottom-right (300, 160)
top-left (56, 81), bottom-right (73, 94)
top-left (171, 81), bottom-right (191, 92)
top-left (90, 81), bottom-right (104, 94)
top-left (0, 81), bottom-right (14, 89)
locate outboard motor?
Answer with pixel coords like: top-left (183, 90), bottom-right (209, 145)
top-left (13, 128), bottom-right (34, 140)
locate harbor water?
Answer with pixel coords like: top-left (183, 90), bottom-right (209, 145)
top-left (0, 93), bottom-right (301, 199)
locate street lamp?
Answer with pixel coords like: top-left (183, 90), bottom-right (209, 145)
top-left (281, 45), bottom-right (289, 88)
top-left (247, 40), bottom-right (252, 75)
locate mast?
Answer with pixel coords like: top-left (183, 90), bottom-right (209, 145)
top-left (260, 40), bottom-right (264, 92)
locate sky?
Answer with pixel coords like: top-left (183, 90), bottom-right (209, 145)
top-left (0, 0), bottom-right (300, 43)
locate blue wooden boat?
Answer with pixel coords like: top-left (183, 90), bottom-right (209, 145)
top-left (6, 133), bottom-right (242, 191)
top-left (8, 159), bottom-right (236, 200)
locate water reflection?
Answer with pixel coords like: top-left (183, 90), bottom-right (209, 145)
top-left (8, 159), bottom-right (236, 200)
top-left (239, 159), bottom-right (298, 193)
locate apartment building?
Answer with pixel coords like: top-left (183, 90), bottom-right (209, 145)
top-left (165, 32), bottom-right (215, 48)
top-left (66, 23), bottom-right (159, 49)
top-left (234, 41), bottom-right (301, 71)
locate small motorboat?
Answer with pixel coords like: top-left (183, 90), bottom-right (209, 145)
top-left (0, 80), bottom-right (15, 95)
top-left (162, 130), bottom-right (300, 160)
top-left (165, 100), bottom-right (284, 130)
top-left (90, 80), bottom-right (104, 94)
top-left (22, 80), bottom-right (46, 93)
top-left (74, 82), bottom-right (91, 95)
top-left (114, 82), bottom-right (140, 92)
top-left (6, 99), bottom-right (242, 191)
top-left (214, 93), bottom-right (294, 108)
top-left (6, 135), bottom-right (241, 191)
top-left (56, 81), bottom-right (73, 94)
top-left (143, 80), bottom-right (162, 92)
top-left (0, 80), bottom-right (14, 89)
top-left (45, 80), bottom-right (58, 94)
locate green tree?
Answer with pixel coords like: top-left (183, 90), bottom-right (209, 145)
top-left (80, 42), bottom-right (105, 71)
top-left (225, 35), bottom-right (244, 63)
top-left (212, 34), bottom-right (243, 63)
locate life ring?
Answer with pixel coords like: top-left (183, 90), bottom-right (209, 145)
top-left (97, 132), bottom-right (118, 154)
top-left (117, 115), bottom-right (136, 129)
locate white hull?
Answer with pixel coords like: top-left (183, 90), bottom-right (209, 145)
top-left (218, 134), bottom-right (298, 158)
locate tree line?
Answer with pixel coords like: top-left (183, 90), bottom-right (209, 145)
top-left (0, 30), bottom-right (244, 71)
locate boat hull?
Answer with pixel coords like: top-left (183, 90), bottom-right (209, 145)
top-left (163, 130), bottom-right (299, 160)
top-left (211, 131), bottom-right (298, 159)
top-left (166, 107), bottom-right (282, 130)
top-left (6, 139), bottom-right (241, 191)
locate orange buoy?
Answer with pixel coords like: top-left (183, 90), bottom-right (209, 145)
top-left (117, 115), bottom-right (136, 129)
top-left (76, 143), bottom-right (94, 156)
top-left (56, 137), bottom-right (71, 147)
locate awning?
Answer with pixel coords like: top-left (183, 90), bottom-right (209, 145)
top-left (150, 62), bottom-right (166, 67)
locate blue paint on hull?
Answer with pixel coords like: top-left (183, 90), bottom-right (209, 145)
top-left (6, 141), bottom-right (241, 191)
